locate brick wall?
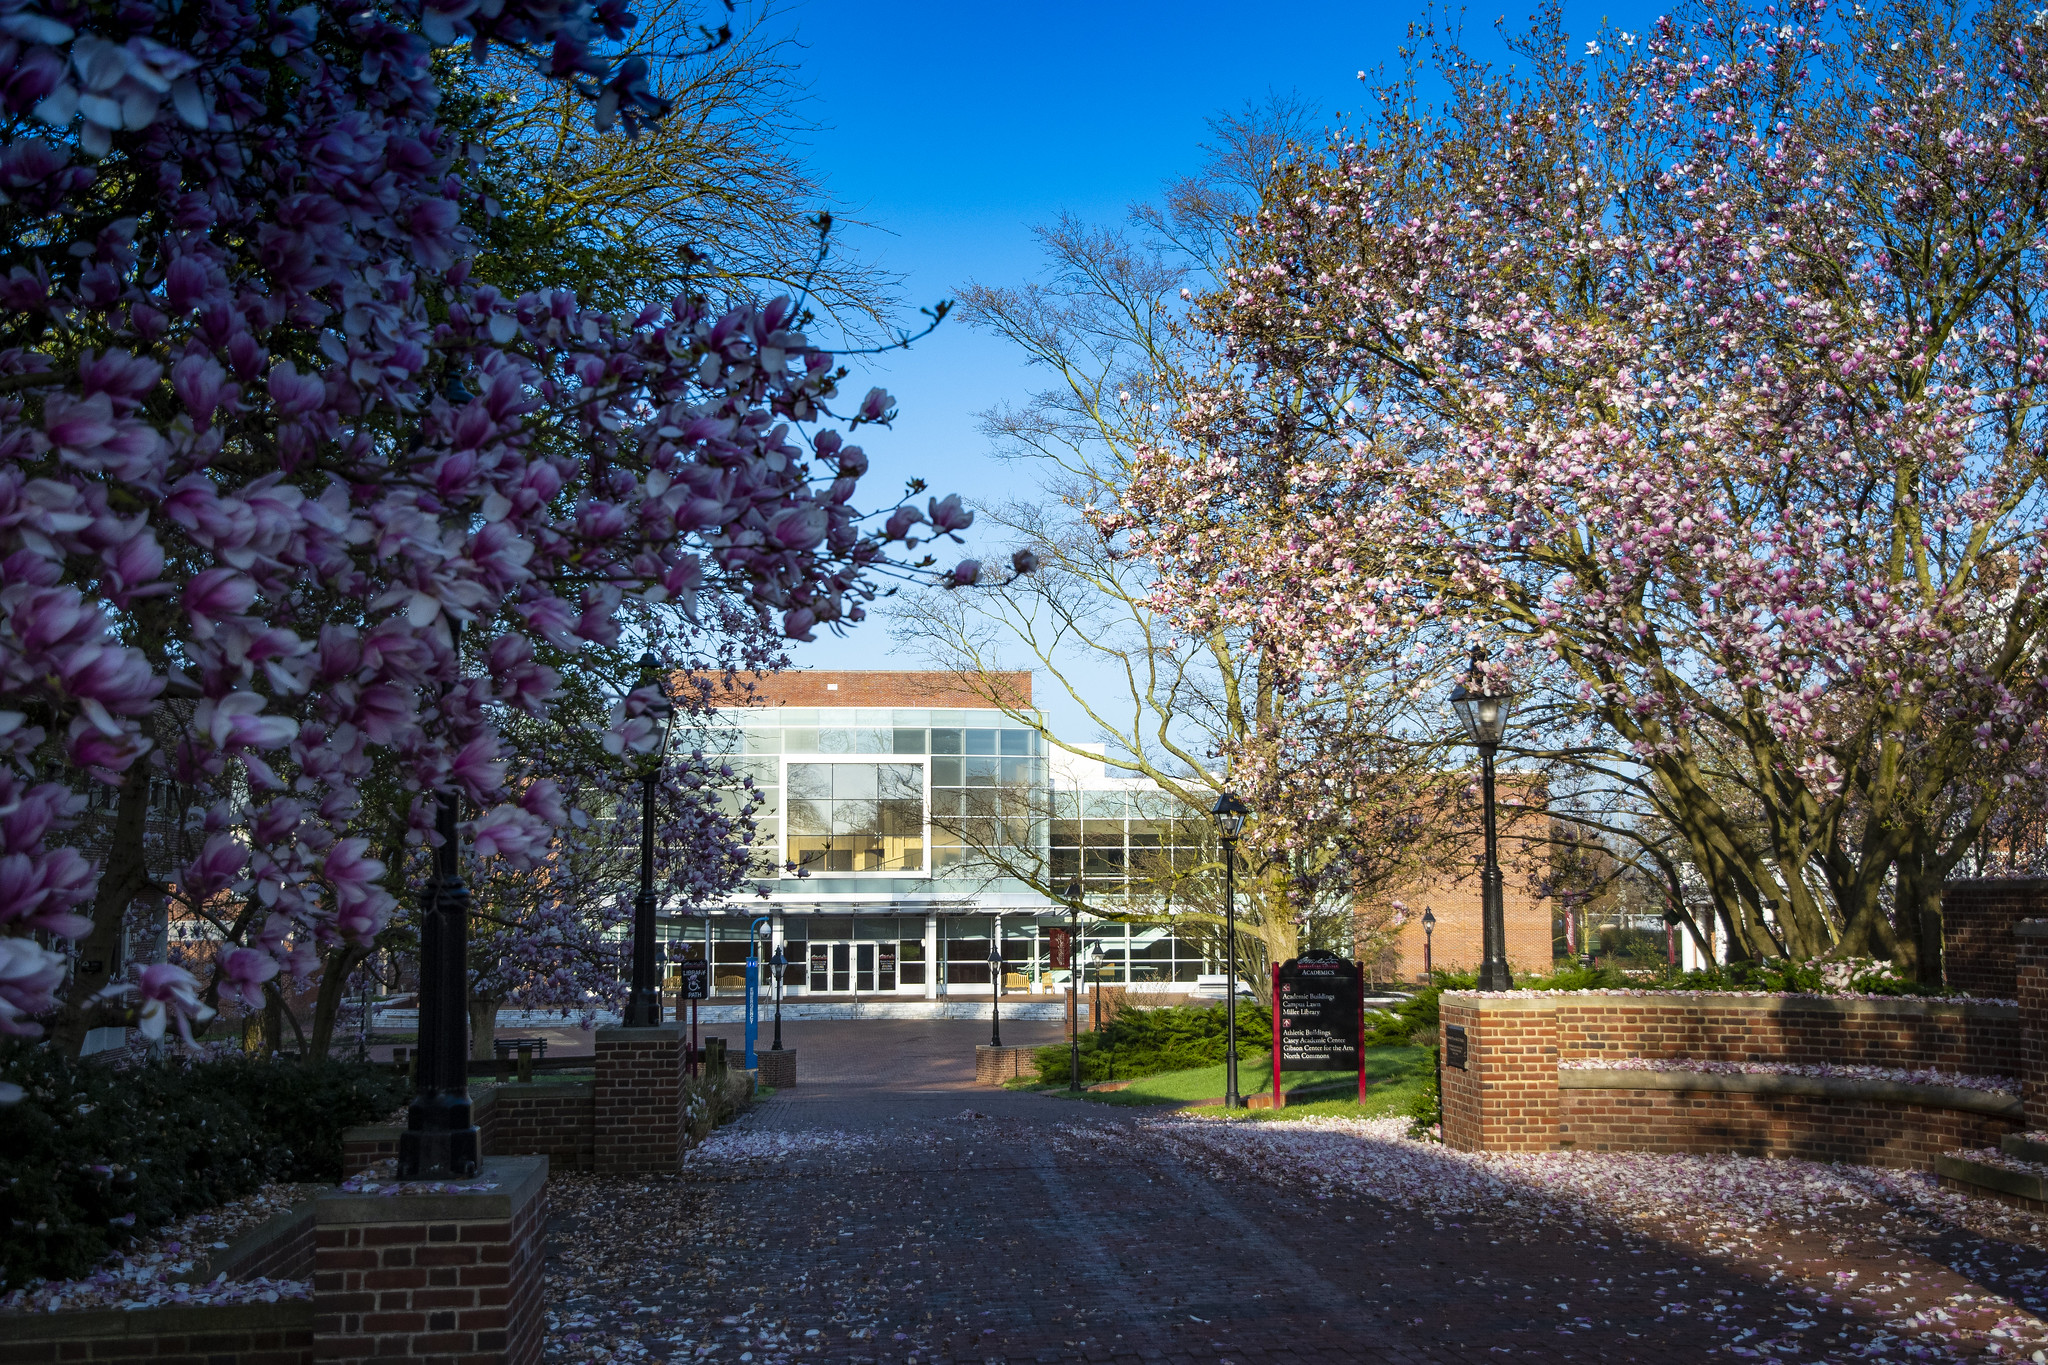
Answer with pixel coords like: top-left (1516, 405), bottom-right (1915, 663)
top-left (1442, 992), bottom-right (2022, 1165)
top-left (2019, 924), bottom-right (2048, 1131)
top-left (756, 1049), bottom-right (796, 1089)
top-left (1439, 996), bottom-right (1559, 1152)
top-left (595, 1026), bottom-right (685, 1175)
top-left (0, 1300), bottom-right (314, 1365)
top-left (714, 669), bottom-right (1031, 709)
top-left (491, 1081), bottom-right (596, 1172)
top-left (311, 1156), bottom-right (546, 1365)
top-left (975, 1044), bottom-right (1037, 1085)
top-left (1551, 994), bottom-right (2020, 1077)
top-left (1947, 878), bottom-right (2048, 1001)
top-left (1557, 1088), bottom-right (2019, 1168)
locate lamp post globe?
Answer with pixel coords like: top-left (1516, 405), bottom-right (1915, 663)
top-left (1448, 666), bottom-right (1517, 992)
top-left (1421, 905), bottom-right (1436, 978)
top-left (1064, 878), bottom-right (1084, 1092)
top-left (1209, 790), bottom-right (1251, 1109)
top-left (624, 651), bottom-right (677, 1028)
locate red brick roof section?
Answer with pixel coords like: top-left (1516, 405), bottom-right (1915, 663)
top-left (711, 670), bottom-right (1032, 710)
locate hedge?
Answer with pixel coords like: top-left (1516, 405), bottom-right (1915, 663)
top-left (0, 1042), bottom-right (408, 1291)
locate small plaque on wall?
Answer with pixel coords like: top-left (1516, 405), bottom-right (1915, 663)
top-left (1444, 1023), bottom-right (1469, 1070)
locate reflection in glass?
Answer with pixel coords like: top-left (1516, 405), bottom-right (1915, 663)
top-left (784, 762), bottom-right (926, 872)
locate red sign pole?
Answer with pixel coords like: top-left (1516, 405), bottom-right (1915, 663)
top-left (1358, 959), bottom-right (1368, 1104)
top-left (1270, 963), bottom-right (1282, 1111)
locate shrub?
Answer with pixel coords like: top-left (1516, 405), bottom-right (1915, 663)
top-left (1033, 1002), bottom-right (1273, 1087)
top-left (681, 1067), bottom-right (756, 1145)
top-left (0, 1043), bottom-right (409, 1291)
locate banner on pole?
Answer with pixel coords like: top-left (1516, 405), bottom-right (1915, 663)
top-left (1048, 927), bottom-right (1073, 970)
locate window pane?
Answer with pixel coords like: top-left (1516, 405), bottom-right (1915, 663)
top-left (931, 728), bottom-right (963, 754)
top-left (965, 729), bottom-right (998, 755)
top-left (964, 756), bottom-right (1000, 786)
top-left (787, 799), bottom-right (829, 835)
top-left (893, 729), bottom-right (926, 754)
top-left (1081, 823), bottom-right (1123, 847)
top-left (880, 764), bottom-right (924, 799)
top-left (788, 764), bottom-right (831, 799)
top-left (930, 756), bottom-right (962, 786)
top-left (1051, 848), bottom-right (1079, 879)
top-left (1051, 820), bottom-right (1080, 847)
top-left (831, 799), bottom-right (879, 836)
top-left (831, 765), bottom-right (880, 800)
top-left (1000, 729), bottom-right (1031, 756)
top-left (785, 728), bottom-right (819, 753)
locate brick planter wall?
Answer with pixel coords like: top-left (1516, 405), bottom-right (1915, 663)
top-left (311, 1156), bottom-right (546, 1365)
top-left (492, 1081), bottom-right (596, 1172)
top-left (1441, 991), bottom-right (2022, 1168)
top-left (976, 1044), bottom-right (1038, 1086)
top-left (756, 1049), bottom-right (796, 1089)
top-left (595, 1025), bottom-right (686, 1174)
top-left (1557, 1085), bottom-right (2018, 1168)
top-left (0, 1299), bottom-right (315, 1365)
top-left (1945, 878), bottom-right (2048, 1001)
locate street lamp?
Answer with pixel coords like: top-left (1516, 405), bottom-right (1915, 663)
top-left (1449, 667), bottom-right (1517, 992)
top-left (1210, 790), bottom-right (1251, 1110)
top-left (400, 625), bottom-right (480, 1180)
top-left (623, 652), bottom-right (677, 1027)
top-left (987, 935), bottom-right (1004, 1048)
top-left (771, 945), bottom-right (786, 1051)
top-left (1421, 906), bottom-right (1436, 978)
top-left (1064, 878), bottom-right (1084, 1093)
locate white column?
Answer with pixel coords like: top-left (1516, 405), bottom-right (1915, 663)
top-left (924, 912), bottom-right (940, 999)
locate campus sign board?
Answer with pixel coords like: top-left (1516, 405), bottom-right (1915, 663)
top-left (1270, 953), bottom-right (1367, 1108)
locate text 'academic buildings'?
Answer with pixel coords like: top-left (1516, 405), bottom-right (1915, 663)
top-left (668, 670), bottom-right (1220, 999)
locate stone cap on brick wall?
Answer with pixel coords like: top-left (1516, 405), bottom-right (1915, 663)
top-left (1442, 990), bottom-right (2017, 1018)
top-left (595, 1024), bottom-right (686, 1042)
top-left (2014, 918), bottom-right (2048, 940)
top-left (315, 1155), bottom-right (546, 1225)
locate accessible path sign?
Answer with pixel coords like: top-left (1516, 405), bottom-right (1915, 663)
top-left (1270, 953), bottom-right (1367, 1108)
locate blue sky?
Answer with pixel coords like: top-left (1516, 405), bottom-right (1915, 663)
top-left (765, 0), bottom-right (1662, 735)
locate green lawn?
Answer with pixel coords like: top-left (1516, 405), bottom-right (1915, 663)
top-left (1027, 1044), bottom-right (1432, 1121)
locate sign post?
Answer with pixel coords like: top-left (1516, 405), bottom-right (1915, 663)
top-left (678, 959), bottom-right (708, 1076)
top-left (1273, 952), bottom-right (1366, 1111)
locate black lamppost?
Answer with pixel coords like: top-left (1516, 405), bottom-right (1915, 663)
top-left (1210, 790), bottom-right (1250, 1110)
top-left (987, 934), bottom-right (1003, 1048)
top-left (1421, 906), bottom-right (1436, 978)
top-left (400, 627), bottom-right (480, 1179)
top-left (1449, 667), bottom-right (1517, 992)
top-left (771, 945), bottom-right (786, 1050)
top-left (624, 651), bottom-right (676, 1028)
top-left (1064, 878), bottom-right (1084, 1093)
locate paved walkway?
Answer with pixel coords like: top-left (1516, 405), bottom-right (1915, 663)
top-left (542, 1021), bottom-right (2048, 1364)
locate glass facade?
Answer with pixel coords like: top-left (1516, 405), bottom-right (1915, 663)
top-left (680, 703), bottom-right (1215, 997)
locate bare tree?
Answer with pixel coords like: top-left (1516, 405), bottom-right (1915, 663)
top-left (889, 100), bottom-right (1467, 998)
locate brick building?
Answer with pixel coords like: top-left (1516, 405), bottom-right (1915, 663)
top-left (1372, 802), bottom-right (1555, 982)
top-left (684, 668), bottom-right (1558, 998)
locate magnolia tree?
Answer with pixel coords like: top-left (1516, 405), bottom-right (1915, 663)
top-left (1120, 0), bottom-right (2048, 977)
top-left (0, 0), bottom-right (972, 1046)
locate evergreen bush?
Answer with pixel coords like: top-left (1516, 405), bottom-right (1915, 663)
top-left (0, 1043), bottom-right (408, 1291)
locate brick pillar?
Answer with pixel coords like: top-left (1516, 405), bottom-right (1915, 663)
top-left (1439, 993), bottom-right (1559, 1153)
top-left (312, 1156), bottom-right (546, 1365)
top-left (2016, 921), bottom-right (2048, 1130)
top-left (595, 1024), bottom-right (686, 1174)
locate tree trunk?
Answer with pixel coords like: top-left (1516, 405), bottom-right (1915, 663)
top-left (469, 996), bottom-right (501, 1062)
top-left (50, 754), bottom-right (157, 1055)
top-left (309, 943), bottom-right (371, 1062)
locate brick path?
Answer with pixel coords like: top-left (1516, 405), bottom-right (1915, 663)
top-left (542, 1022), bottom-right (2048, 1363)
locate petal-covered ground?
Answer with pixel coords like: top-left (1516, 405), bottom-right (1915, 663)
top-left (537, 1020), bottom-right (2048, 1364)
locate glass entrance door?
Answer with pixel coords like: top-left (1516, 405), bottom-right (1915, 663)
top-left (805, 942), bottom-right (899, 994)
